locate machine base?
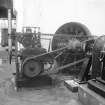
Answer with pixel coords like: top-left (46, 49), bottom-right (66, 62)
top-left (13, 74), bottom-right (53, 89)
top-left (78, 85), bottom-right (105, 105)
top-left (88, 79), bottom-right (105, 98)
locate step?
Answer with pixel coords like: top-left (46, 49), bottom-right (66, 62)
top-left (78, 85), bottom-right (105, 105)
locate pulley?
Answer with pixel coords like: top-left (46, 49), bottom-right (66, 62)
top-left (22, 59), bottom-right (43, 78)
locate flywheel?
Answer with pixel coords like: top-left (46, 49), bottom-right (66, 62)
top-left (52, 22), bottom-right (91, 50)
top-left (52, 22), bottom-right (92, 73)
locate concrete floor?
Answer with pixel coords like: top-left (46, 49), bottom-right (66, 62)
top-left (0, 58), bottom-right (83, 105)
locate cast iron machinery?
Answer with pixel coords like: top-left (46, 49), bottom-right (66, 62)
top-left (3, 0), bottom-right (96, 90)
top-left (8, 23), bottom-right (96, 90)
top-left (88, 35), bottom-right (105, 98)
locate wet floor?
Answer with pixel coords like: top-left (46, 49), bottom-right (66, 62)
top-left (0, 79), bottom-right (82, 105)
top-left (0, 56), bottom-right (83, 105)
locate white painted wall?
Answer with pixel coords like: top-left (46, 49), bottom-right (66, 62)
top-left (14, 0), bottom-right (105, 35)
top-left (14, 0), bottom-right (23, 32)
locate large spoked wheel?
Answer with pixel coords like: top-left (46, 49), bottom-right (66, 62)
top-left (52, 22), bottom-right (91, 50)
top-left (22, 59), bottom-right (43, 78)
top-left (52, 22), bottom-right (91, 73)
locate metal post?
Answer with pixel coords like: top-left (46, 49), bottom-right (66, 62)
top-left (8, 9), bottom-right (12, 64)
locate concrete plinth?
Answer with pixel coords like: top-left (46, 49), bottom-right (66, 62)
top-left (78, 85), bottom-right (105, 105)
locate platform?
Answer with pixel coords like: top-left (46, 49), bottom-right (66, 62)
top-left (88, 79), bottom-right (105, 98)
top-left (14, 74), bottom-right (53, 89)
top-left (78, 85), bottom-right (105, 105)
